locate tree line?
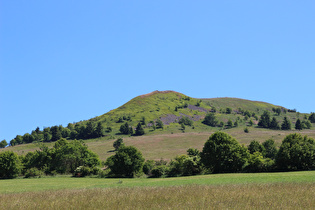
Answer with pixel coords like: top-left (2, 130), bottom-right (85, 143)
top-left (1, 131), bottom-right (315, 179)
top-left (9, 121), bottom-right (106, 146)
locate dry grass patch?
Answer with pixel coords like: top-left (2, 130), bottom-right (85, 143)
top-left (1, 183), bottom-right (314, 209)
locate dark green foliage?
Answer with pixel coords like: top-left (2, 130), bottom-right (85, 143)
top-left (272, 107), bottom-right (282, 116)
top-left (262, 139), bottom-right (277, 159)
top-left (51, 139), bottom-right (100, 173)
top-left (295, 119), bottom-right (302, 130)
top-left (269, 117), bottom-right (280, 130)
top-left (244, 127), bottom-right (249, 133)
top-left (302, 120), bottom-right (312, 129)
top-left (50, 126), bottom-right (62, 142)
top-left (201, 132), bottom-right (249, 173)
top-left (151, 165), bottom-right (168, 178)
top-left (258, 111), bottom-right (271, 128)
top-left (308, 113), bottom-right (315, 123)
top-left (119, 122), bottom-right (133, 135)
top-left (0, 140), bottom-right (8, 148)
top-left (202, 113), bottom-right (218, 127)
top-left (24, 167), bottom-right (43, 178)
top-left (243, 110), bottom-right (251, 118)
top-left (0, 151), bottom-right (21, 179)
top-left (105, 126), bottom-right (112, 133)
top-left (226, 107), bottom-right (232, 114)
top-left (155, 119), bottom-right (164, 129)
top-left (245, 152), bottom-right (275, 172)
top-left (187, 148), bottom-right (200, 156)
top-left (248, 140), bottom-right (265, 154)
top-left (94, 122), bottom-right (104, 137)
top-left (168, 154), bottom-right (203, 176)
top-left (135, 123), bottom-right (145, 136)
top-left (141, 116), bottom-right (146, 126)
top-left (143, 160), bottom-right (155, 175)
top-left (113, 138), bottom-right (124, 151)
top-left (281, 117), bottom-right (291, 130)
top-left (105, 146), bottom-right (145, 177)
top-left (234, 120), bottom-right (239, 127)
top-left (227, 119), bottom-right (233, 128)
top-left (249, 119), bottom-right (254, 126)
top-left (276, 133), bottom-right (315, 171)
top-left (178, 116), bottom-right (193, 126)
top-left (73, 166), bottom-right (100, 177)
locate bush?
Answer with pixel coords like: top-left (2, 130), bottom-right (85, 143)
top-left (24, 167), bottom-right (43, 178)
top-left (105, 146), bottom-right (145, 177)
top-left (202, 113), bottom-right (218, 127)
top-left (151, 165), bottom-right (168, 178)
top-left (143, 160), bottom-right (155, 175)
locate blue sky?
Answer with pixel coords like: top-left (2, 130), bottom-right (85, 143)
top-left (1, 1), bottom-right (314, 142)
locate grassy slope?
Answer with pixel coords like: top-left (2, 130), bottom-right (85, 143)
top-left (2, 90), bottom-right (315, 161)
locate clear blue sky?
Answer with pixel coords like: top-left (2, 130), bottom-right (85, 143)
top-left (1, 1), bottom-right (314, 142)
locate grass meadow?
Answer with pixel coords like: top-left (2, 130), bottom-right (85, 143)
top-left (4, 126), bottom-right (315, 161)
top-left (1, 171), bottom-right (315, 209)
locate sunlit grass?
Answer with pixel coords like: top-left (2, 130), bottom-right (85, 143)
top-left (1, 183), bottom-right (314, 209)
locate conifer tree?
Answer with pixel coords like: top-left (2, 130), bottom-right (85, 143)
top-left (281, 117), bottom-right (291, 130)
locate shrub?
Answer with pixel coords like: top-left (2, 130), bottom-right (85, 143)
top-left (202, 113), bottom-right (218, 127)
top-left (105, 146), bottom-right (145, 177)
top-left (151, 165), bottom-right (168, 178)
top-left (24, 167), bottom-right (43, 178)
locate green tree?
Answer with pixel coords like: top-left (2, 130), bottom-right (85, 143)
top-left (309, 113), bottom-right (315, 123)
top-left (258, 111), bottom-right (271, 128)
top-left (202, 113), bottom-right (218, 127)
top-left (262, 139), bottom-right (277, 159)
top-left (0, 140), bottom-right (8, 148)
top-left (85, 122), bottom-right (95, 138)
top-left (187, 148), bottom-right (200, 156)
top-left (94, 122), bottom-right (104, 137)
top-left (226, 107), bottom-right (232, 114)
top-left (141, 116), bottom-right (146, 126)
top-left (295, 119), bottom-right (302, 130)
top-left (227, 119), bottom-right (233, 128)
top-left (113, 138), bottom-right (124, 151)
top-left (119, 122), bottom-right (133, 135)
top-left (0, 151), bottom-right (21, 179)
top-left (200, 131), bottom-right (249, 173)
top-left (135, 123), bottom-right (145, 136)
top-left (51, 138), bottom-right (100, 173)
top-left (179, 116), bottom-right (193, 126)
top-left (281, 117), bottom-right (291, 130)
top-left (51, 126), bottom-right (62, 141)
top-left (269, 117), bottom-right (280, 130)
top-left (105, 146), bottom-right (145, 177)
top-left (302, 120), bottom-right (312, 129)
top-left (276, 133), bottom-right (315, 170)
top-left (248, 140), bottom-right (265, 154)
top-left (155, 119), bottom-right (164, 129)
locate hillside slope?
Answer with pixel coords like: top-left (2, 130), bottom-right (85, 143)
top-left (3, 90), bottom-right (315, 161)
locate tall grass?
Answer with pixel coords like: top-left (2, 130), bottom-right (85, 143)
top-left (1, 183), bottom-right (314, 209)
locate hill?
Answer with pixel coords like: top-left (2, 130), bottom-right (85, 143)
top-left (2, 90), bottom-right (315, 161)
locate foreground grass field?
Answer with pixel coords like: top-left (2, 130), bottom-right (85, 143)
top-left (1, 171), bottom-right (315, 209)
top-left (1, 183), bottom-right (314, 209)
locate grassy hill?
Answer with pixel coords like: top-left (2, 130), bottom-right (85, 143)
top-left (2, 90), bottom-right (315, 161)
